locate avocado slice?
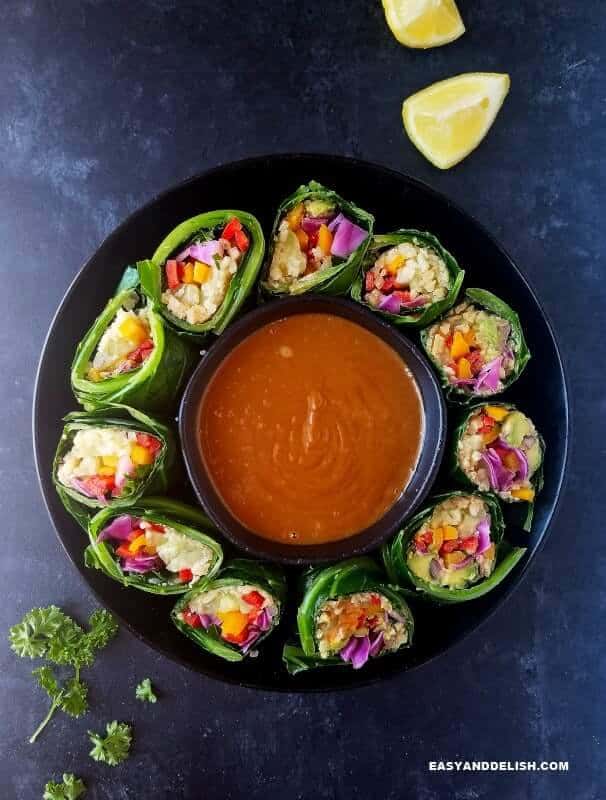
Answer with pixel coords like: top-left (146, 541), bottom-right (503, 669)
top-left (501, 410), bottom-right (533, 447)
top-left (304, 198), bottom-right (335, 217)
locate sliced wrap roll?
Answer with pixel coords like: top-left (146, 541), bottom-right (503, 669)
top-left (420, 288), bottom-right (530, 401)
top-left (71, 268), bottom-right (195, 411)
top-left (261, 180), bottom-right (374, 296)
top-left (382, 492), bottom-right (526, 603)
top-left (351, 230), bottom-right (464, 326)
top-left (172, 559), bottom-right (286, 662)
top-left (451, 402), bottom-right (545, 530)
top-left (282, 557), bottom-right (414, 675)
top-left (138, 210), bottom-right (265, 337)
top-left (85, 498), bottom-right (223, 595)
top-left (53, 405), bottom-right (179, 528)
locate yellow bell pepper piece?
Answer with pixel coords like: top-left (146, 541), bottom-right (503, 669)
top-left (131, 444), bottom-right (153, 466)
top-left (482, 428), bottom-right (500, 445)
top-left (429, 527), bottom-right (444, 552)
top-left (317, 224), bottom-right (333, 256)
top-left (484, 544), bottom-right (496, 561)
top-left (128, 534), bottom-right (147, 554)
top-left (87, 367), bottom-right (102, 382)
top-left (144, 543), bottom-right (157, 555)
top-left (193, 261), bottom-right (211, 284)
top-left (463, 329), bottom-right (475, 346)
top-left (98, 466), bottom-right (115, 477)
top-left (102, 455), bottom-right (118, 467)
top-left (511, 487), bottom-right (535, 501)
top-left (295, 228), bottom-right (309, 250)
top-left (456, 357), bottom-right (472, 379)
top-left (286, 203), bottom-right (304, 230)
top-left (443, 525), bottom-right (458, 541)
top-left (450, 330), bottom-right (470, 359)
top-left (118, 316), bottom-right (147, 345)
top-left (484, 405), bottom-right (509, 422)
top-left (182, 263), bottom-right (195, 284)
top-left (444, 551), bottom-right (467, 567)
top-left (385, 254), bottom-right (405, 274)
top-left (217, 610), bottom-right (248, 636)
top-left (502, 451), bottom-right (520, 471)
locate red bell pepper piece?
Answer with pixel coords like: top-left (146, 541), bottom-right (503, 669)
top-left (365, 271), bottom-right (375, 292)
top-left (234, 228), bottom-right (249, 252)
top-left (461, 536), bottom-right (479, 555)
top-left (115, 543), bottom-right (132, 559)
top-left (165, 260), bottom-right (180, 290)
top-left (223, 627), bottom-right (249, 645)
top-left (381, 275), bottom-right (395, 293)
top-left (135, 433), bottom-right (162, 455)
top-left (393, 290), bottom-right (412, 304)
top-left (179, 568), bottom-right (193, 583)
top-left (221, 216), bottom-right (242, 241)
top-left (242, 590), bottom-right (264, 608)
top-left (439, 539), bottom-right (460, 556)
top-left (182, 610), bottom-right (202, 628)
top-left (79, 475), bottom-right (115, 497)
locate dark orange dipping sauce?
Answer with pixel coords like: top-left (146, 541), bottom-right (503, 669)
top-left (198, 313), bottom-right (424, 545)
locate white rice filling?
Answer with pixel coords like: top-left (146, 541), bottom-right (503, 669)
top-left (140, 522), bottom-right (214, 580)
top-left (161, 239), bottom-right (241, 326)
top-left (57, 427), bottom-right (137, 486)
top-left (268, 219), bottom-right (333, 288)
top-left (188, 585), bottom-right (276, 617)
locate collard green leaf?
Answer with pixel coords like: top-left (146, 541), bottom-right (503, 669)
top-left (86, 500), bottom-right (223, 595)
top-left (71, 284), bottom-right (196, 413)
top-left (138, 209), bottom-right (265, 339)
top-left (260, 180), bottom-right (374, 297)
top-left (171, 559), bottom-right (286, 661)
top-left (351, 230), bottom-right (464, 327)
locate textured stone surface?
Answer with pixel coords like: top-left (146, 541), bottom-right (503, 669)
top-left (0, 1), bottom-right (604, 797)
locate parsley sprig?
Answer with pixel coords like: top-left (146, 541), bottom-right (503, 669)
top-left (88, 720), bottom-right (132, 766)
top-left (135, 677), bottom-right (157, 703)
top-left (43, 773), bottom-right (86, 800)
top-left (9, 606), bottom-right (118, 743)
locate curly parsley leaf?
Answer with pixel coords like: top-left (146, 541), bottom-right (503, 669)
top-left (88, 720), bottom-right (132, 766)
top-left (9, 605), bottom-right (118, 743)
top-left (9, 606), bottom-right (68, 659)
top-left (43, 773), bottom-right (86, 800)
top-left (135, 678), bottom-right (157, 703)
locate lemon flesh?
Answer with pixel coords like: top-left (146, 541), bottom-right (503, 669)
top-left (402, 73), bottom-right (511, 169)
top-left (383, 0), bottom-right (465, 49)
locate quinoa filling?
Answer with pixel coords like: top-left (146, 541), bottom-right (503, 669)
top-left (314, 591), bottom-right (410, 668)
top-left (161, 216), bottom-right (249, 326)
top-left (179, 585), bottom-right (278, 654)
top-left (457, 405), bottom-right (541, 501)
top-left (98, 514), bottom-right (214, 586)
top-left (57, 427), bottom-right (162, 502)
top-left (364, 241), bottom-right (450, 315)
top-left (268, 198), bottom-right (367, 289)
top-left (425, 301), bottom-right (515, 393)
top-left (87, 305), bottom-right (153, 382)
top-left (407, 495), bottom-right (496, 590)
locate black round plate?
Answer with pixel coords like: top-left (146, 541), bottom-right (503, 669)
top-left (33, 155), bottom-right (569, 691)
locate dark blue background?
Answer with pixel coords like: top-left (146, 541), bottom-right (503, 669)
top-left (1, 1), bottom-right (603, 798)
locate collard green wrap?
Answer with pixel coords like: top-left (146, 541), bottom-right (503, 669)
top-left (137, 210), bottom-right (264, 338)
top-left (282, 557), bottom-right (414, 675)
top-left (382, 492), bottom-right (526, 604)
top-left (420, 288), bottom-right (530, 403)
top-left (84, 498), bottom-right (223, 595)
top-left (260, 180), bottom-right (374, 296)
top-left (351, 230), bottom-right (464, 326)
top-left (451, 402), bottom-right (545, 531)
top-left (70, 268), bottom-right (195, 412)
top-left (171, 559), bottom-right (287, 662)
top-left (53, 405), bottom-right (179, 529)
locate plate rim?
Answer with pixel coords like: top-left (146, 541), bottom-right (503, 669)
top-left (32, 153), bottom-right (571, 692)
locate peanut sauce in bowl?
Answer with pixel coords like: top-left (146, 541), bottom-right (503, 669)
top-left (180, 296), bottom-right (446, 565)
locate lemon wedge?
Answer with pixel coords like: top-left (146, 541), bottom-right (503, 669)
top-left (402, 72), bottom-right (511, 169)
top-left (382, 0), bottom-right (465, 49)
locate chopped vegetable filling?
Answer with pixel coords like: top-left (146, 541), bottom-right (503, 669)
top-left (364, 240), bottom-right (450, 316)
top-left (57, 428), bottom-right (161, 502)
top-left (457, 405), bottom-right (541, 500)
top-left (268, 199), bottom-right (366, 289)
top-left (314, 591), bottom-right (410, 668)
top-left (87, 306), bottom-right (153, 382)
top-left (425, 301), bottom-right (515, 394)
top-left (407, 495), bottom-right (496, 590)
top-left (161, 217), bottom-right (248, 325)
top-left (97, 514), bottom-right (214, 584)
top-left (180, 585), bottom-right (278, 653)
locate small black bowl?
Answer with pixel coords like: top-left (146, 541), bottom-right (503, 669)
top-left (179, 295), bottom-right (447, 565)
